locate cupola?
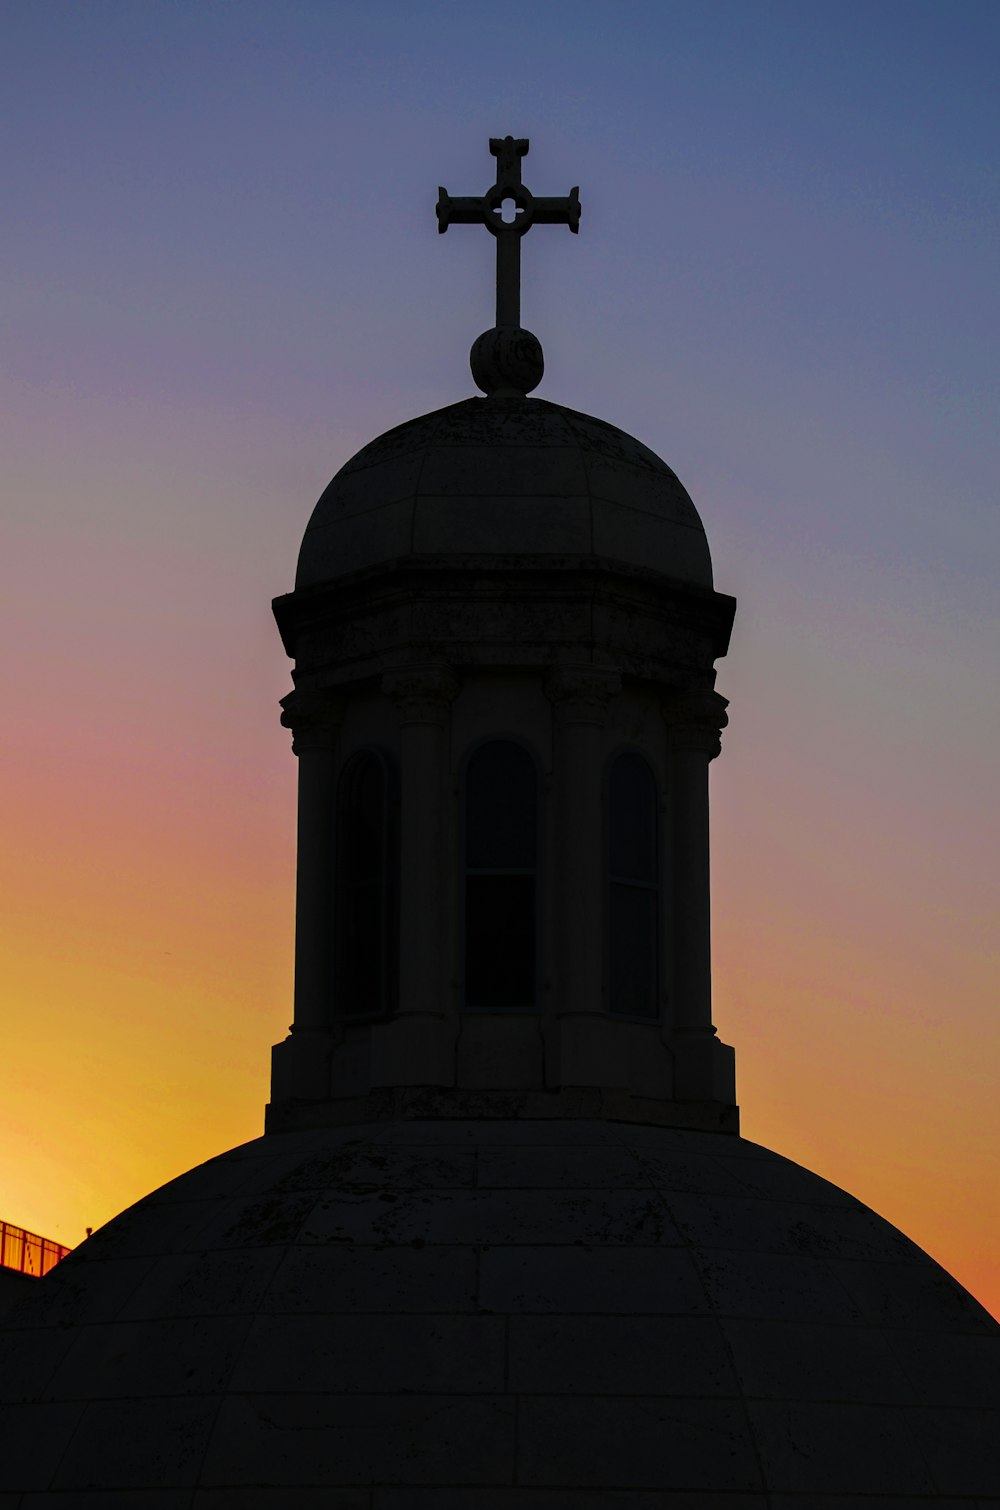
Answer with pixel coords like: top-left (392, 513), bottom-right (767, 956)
top-left (269, 137), bottom-right (738, 1132)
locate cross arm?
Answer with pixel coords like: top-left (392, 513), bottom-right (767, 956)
top-left (437, 189), bottom-right (488, 233)
top-left (531, 188), bottom-right (581, 232)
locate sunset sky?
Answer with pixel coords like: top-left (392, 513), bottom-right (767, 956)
top-left (2, 1), bottom-right (997, 1314)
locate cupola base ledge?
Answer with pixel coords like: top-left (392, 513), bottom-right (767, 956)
top-left (264, 1084), bottom-right (739, 1137)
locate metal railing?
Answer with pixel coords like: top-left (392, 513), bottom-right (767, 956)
top-left (0, 1219), bottom-right (71, 1278)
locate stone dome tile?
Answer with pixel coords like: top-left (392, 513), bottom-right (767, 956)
top-left (43, 1495), bottom-right (194, 1509)
top-left (263, 1242), bottom-right (478, 1314)
top-left (886, 1328), bottom-right (1000, 1407)
top-left (77, 1196), bottom-right (223, 1263)
top-left (475, 1142), bottom-right (648, 1189)
top-left (2, 1401), bottom-right (85, 1491)
top-left (429, 398), bottom-right (577, 449)
top-left (693, 1248), bottom-right (865, 1324)
top-left (117, 1245), bottom-right (283, 1322)
top-left (343, 409), bottom-right (447, 466)
top-left (417, 443), bottom-right (589, 497)
top-left (507, 1314), bottom-right (738, 1396)
top-left (6, 1253), bottom-right (149, 1330)
top-left (562, 410), bottom-right (668, 466)
top-left (373, 1496), bottom-right (771, 1510)
top-left (50, 1314), bottom-right (247, 1400)
top-left (627, 1147), bottom-right (755, 1197)
top-left (827, 1256), bottom-right (998, 1332)
top-left (478, 1243), bottom-right (707, 1315)
top-left (0, 1322), bottom-right (75, 1402)
top-left (715, 1152), bottom-right (860, 1207)
top-left (603, 1122), bottom-right (750, 1155)
top-left (912, 1406), bottom-right (1000, 1496)
top-left (667, 1193), bottom-right (918, 1262)
top-left (231, 1312), bottom-right (507, 1395)
top-left (582, 449), bottom-right (700, 525)
top-left (518, 1394), bottom-right (763, 1491)
top-left (210, 1190), bottom-right (314, 1250)
top-left (300, 497), bottom-right (415, 580)
top-left (591, 496), bottom-right (712, 582)
top-left (297, 1184), bottom-right (681, 1249)
top-left (317, 450), bottom-right (425, 518)
top-left (769, 1500), bottom-right (971, 1509)
top-left (410, 493), bottom-right (592, 554)
top-left (747, 1400), bottom-right (936, 1495)
top-left (192, 1492), bottom-right (367, 1508)
top-left (201, 1393), bottom-right (515, 1488)
top-left (721, 1318), bottom-right (913, 1404)
top-left (53, 1395), bottom-right (216, 1492)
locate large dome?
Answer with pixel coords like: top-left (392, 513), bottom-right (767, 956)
top-left (2, 1118), bottom-right (997, 1503)
top-left (295, 395), bottom-right (715, 591)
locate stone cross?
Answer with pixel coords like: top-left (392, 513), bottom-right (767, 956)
top-left (437, 137), bottom-right (580, 328)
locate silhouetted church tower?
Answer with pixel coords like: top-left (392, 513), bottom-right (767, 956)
top-left (2, 138), bottom-right (997, 1506)
top-left (270, 135), bottom-right (738, 1131)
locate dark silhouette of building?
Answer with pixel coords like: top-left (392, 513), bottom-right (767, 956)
top-left (1, 137), bottom-right (997, 1505)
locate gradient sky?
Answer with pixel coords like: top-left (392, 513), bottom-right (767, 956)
top-left (2, 1), bottom-right (997, 1314)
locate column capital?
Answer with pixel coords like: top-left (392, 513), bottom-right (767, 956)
top-left (279, 688), bottom-right (345, 754)
top-left (663, 688), bottom-right (729, 759)
top-left (382, 663), bottom-right (460, 726)
top-left (544, 663), bottom-right (621, 726)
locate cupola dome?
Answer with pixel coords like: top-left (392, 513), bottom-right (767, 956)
top-left (295, 395), bottom-right (714, 592)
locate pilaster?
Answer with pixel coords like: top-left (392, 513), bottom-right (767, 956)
top-left (663, 688), bottom-right (735, 1103)
top-left (271, 688), bottom-right (344, 1102)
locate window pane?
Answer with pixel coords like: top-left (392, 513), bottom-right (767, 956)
top-left (343, 755), bottom-right (385, 886)
top-left (609, 752), bottom-right (657, 882)
top-left (465, 875), bottom-right (536, 1007)
top-left (337, 881), bottom-right (384, 1014)
top-left (466, 741), bottom-right (537, 869)
top-left (608, 883), bottom-right (658, 1017)
top-left (336, 753), bottom-right (387, 1015)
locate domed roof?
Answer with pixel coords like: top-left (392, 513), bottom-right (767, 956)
top-left (296, 396), bottom-right (714, 591)
top-left (2, 1119), bottom-right (997, 1502)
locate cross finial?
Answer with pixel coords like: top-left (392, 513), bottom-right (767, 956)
top-left (437, 137), bottom-right (581, 395)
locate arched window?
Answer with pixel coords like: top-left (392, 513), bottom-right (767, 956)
top-left (334, 750), bottom-right (396, 1016)
top-left (607, 751), bottom-right (659, 1017)
top-left (463, 739), bottom-right (538, 1009)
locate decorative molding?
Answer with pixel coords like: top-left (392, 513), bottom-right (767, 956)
top-left (265, 1082), bottom-right (739, 1137)
top-left (279, 688), bottom-right (345, 754)
top-left (663, 688), bottom-right (729, 759)
top-left (544, 663), bottom-right (621, 727)
top-left (382, 663), bottom-right (460, 726)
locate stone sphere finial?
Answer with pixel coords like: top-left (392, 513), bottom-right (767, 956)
top-left (470, 325), bottom-right (544, 397)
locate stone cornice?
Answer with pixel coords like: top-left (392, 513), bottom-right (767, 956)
top-left (272, 557), bottom-right (737, 667)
